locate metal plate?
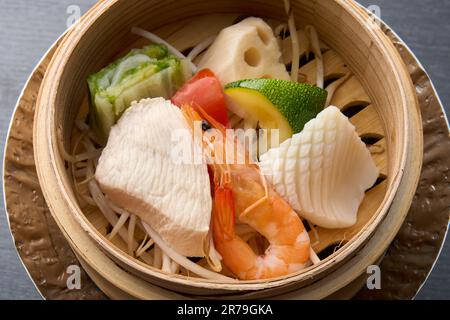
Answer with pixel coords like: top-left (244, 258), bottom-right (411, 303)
top-left (3, 16), bottom-right (448, 300)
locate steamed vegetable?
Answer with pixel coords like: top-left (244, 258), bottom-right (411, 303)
top-left (198, 17), bottom-right (290, 86)
top-left (225, 78), bottom-right (328, 142)
top-left (88, 44), bottom-right (192, 143)
top-left (172, 69), bottom-right (229, 126)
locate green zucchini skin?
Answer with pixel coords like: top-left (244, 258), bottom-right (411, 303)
top-left (225, 79), bottom-right (328, 133)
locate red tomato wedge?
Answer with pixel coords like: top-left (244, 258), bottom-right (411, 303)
top-left (171, 69), bottom-right (229, 126)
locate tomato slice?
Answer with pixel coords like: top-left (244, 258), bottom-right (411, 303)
top-left (171, 69), bottom-right (229, 126)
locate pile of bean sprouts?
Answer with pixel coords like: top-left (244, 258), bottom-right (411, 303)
top-left (63, 0), bottom-right (355, 280)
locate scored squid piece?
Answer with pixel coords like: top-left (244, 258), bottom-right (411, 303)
top-left (259, 106), bottom-right (379, 229)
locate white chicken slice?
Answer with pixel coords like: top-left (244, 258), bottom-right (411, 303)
top-left (259, 106), bottom-right (379, 229)
top-left (95, 97), bottom-right (211, 257)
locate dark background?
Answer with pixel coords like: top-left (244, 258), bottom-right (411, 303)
top-left (0, 0), bottom-right (448, 299)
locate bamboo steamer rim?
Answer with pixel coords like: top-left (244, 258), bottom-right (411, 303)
top-left (33, 0), bottom-right (422, 293)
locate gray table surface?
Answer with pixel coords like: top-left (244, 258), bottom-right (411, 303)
top-left (0, 0), bottom-right (448, 300)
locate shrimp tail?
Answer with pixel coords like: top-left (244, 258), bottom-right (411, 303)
top-left (212, 186), bottom-right (235, 242)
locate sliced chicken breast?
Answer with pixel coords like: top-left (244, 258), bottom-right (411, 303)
top-left (95, 97), bottom-right (212, 257)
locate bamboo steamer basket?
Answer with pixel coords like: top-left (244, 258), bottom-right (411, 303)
top-left (34, 0), bottom-right (422, 297)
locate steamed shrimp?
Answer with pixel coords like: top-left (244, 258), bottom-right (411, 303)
top-left (182, 105), bottom-right (311, 280)
top-left (213, 167), bottom-right (311, 280)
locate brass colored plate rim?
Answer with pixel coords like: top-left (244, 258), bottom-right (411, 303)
top-left (388, 27), bottom-right (449, 299)
top-left (2, 33), bottom-right (69, 300)
top-left (3, 12), bottom-right (448, 300)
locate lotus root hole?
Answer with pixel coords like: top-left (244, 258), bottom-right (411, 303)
top-left (244, 47), bottom-right (262, 67)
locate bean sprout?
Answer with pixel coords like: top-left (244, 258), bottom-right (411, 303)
top-left (187, 35), bottom-right (216, 61)
top-left (108, 210), bottom-right (130, 240)
top-left (284, 0), bottom-right (300, 82)
top-left (305, 25), bottom-right (324, 88)
top-left (204, 233), bottom-right (222, 273)
top-left (142, 222), bottom-right (235, 281)
top-left (59, 129), bottom-right (101, 163)
top-left (162, 252), bottom-right (173, 273)
top-left (325, 72), bottom-right (351, 106)
top-left (274, 23), bottom-right (288, 38)
top-left (310, 247), bottom-right (321, 265)
top-left (170, 260), bottom-right (180, 274)
top-left (136, 236), bottom-right (154, 258)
